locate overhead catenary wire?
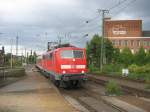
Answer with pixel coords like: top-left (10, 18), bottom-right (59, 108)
top-left (55, 0), bottom-right (137, 46)
top-left (109, 0), bottom-right (128, 10)
top-left (111, 0), bottom-right (137, 18)
top-left (71, 0), bottom-right (130, 40)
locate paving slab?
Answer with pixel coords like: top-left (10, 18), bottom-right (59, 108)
top-left (0, 70), bottom-right (77, 112)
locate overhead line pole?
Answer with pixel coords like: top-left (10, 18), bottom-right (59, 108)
top-left (98, 9), bottom-right (109, 71)
top-left (16, 36), bottom-right (19, 56)
top-left (10, 39), bottom-right (13, 68)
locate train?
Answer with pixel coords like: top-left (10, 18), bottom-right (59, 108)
top-left (36, 44), bottom-right (88, 88)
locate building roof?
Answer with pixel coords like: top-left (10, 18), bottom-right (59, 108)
top-left (143, 31), bottom-right (150, 37)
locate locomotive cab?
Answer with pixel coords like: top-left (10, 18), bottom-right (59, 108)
top-left (36, 45), bottom-right (88, 88)
top-left (58, 48), bottom-right (87, 81)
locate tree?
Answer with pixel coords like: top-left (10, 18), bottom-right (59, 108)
top-left (28, 51), bottom-right (37, 64)
top-left (104, 38), bottom-right (115, 64)
top-left (146, 50), bottom-right (150, 64)
top-left (86, 34), bottom-right (115, 68)
top-left (135, 47), bottom-right (146, 65)
top-left (4, 53), bottom-right (11, 66)
top-left (119, 47), bottom-right (133, 67)
top-left (113, 48), bottom-right (121, 64)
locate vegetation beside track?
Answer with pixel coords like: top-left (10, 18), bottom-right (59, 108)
top-left (87, 34), bottom-right (150, 84)
top-left (105, 80), bottom-right (122, 96)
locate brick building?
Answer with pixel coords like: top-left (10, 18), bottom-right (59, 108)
top-left (104, 18), bottom-right (150, 53)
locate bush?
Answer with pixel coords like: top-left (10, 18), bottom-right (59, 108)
top-left (105, 80), bottom-right (122, 96)
top-left (128, 64), bottom-right (150, 74)
top-left (128, 64), bottom-right (150, 81)
top-left (88, 64), bottom-right (99, 73)
top-left (102, 64), bottom-right (123, 73)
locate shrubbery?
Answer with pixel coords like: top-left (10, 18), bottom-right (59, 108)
top-left (105, 80), bottom-right (122, 96)
top-left (86, 34), bottom-right (150, 82)
top-left (128, 64), bottom-right (150, 74)
top-left (88, 64), bottom-right (99, 73)
top-left (128, 64), bottom-right (150, 81)
top-left (102, 64), bottom-right (123, 73)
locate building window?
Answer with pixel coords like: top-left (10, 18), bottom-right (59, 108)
top-left (137, 40), bottom-right (140, 47)
top-left (148, 41), bottom-right (150, 46)
top-left (112, 40), bottom-right (115, 46)
top-left (125, 40), bottom-right (128, 46)
top-left (115, 40), bottom-right (119, 46)
top-left (131, 40), bottom-right (134, 46)
top-left (119, 40), bottom-right (121, 46)
top-left (143, 41), bottom-right (149, 47)
top-left (139, 40), bottom-right (143, 47)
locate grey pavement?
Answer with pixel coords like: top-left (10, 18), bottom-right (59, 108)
top-left (0, 69), bottom-right (77, 112)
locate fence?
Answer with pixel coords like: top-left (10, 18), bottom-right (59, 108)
top-left (0, 67), bottom-right (25, 81)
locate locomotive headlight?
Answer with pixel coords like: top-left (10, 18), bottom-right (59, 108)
top-left (62, 70), bottom-right (66, 74)
top-left (81, 70), bottom-right (85, 74)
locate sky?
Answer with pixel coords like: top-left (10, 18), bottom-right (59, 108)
top-left (0, 0), bottom-right (149, 55)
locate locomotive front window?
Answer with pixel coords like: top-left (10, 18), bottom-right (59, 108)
top-left (73, 50), bottom-right (83, 58)
top-left (61, 50), bottom-right (84, 58)
top-left (61, 50), bottom-right (73, 58)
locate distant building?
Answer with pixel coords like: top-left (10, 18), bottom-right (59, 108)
top-left (105, 18), bottom-right (150, 53)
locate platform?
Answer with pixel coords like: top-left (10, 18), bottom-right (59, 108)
top-left (0, 68), bottom-right (77, 112)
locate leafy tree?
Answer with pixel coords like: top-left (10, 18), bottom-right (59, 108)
top-left (119, 47), bottom-right (133, 67)
top-left (145, 50), bottom-right (150, 64)
top-left (86, 34), bottom-right (115, 68)
top-left (134, 47), bottom-right (146, 65)
top-left (113, 48), bottom-right (121, 64)
top-left (28, 51), bottom-right (37, 64)
top-left (105, 38), bottom-right (115, 64)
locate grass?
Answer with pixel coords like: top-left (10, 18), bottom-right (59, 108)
top-left (145, 79), bottom-right (150, 90)
top-left (105, 80), bottom-right (122, 96)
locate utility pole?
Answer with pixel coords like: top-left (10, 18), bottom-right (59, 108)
top-left (16, 36), bottom-right (19, 56)
top-left (98, 9), bottom-right (109, 71)
top-left (21, 48), bottom-right (23, 66)
top-left (25, 48), bottom-right (27, 64)
top-left (10, 39), bottom-right (13, 68)
top-left (58, 36), bottom-right (62, 45)
top-left (45, 32), bottom-right (48, 50)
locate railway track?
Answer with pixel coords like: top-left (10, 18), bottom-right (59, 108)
top-left (88, 75), bottom-right (150, 98)
top-left (38, 69), bottom-right (149, 112)
top-left (58, 81), bottom-right (123, 112)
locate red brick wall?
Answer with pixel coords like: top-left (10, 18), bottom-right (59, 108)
top-left (104, 20), bottom-right (142, 37)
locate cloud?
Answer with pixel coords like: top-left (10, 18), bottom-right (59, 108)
top-left (0, 0), bottom-right (149, 54)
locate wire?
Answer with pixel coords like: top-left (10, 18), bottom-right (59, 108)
top-left (109, 0), bottom-right (128, 10)
top-left (86, 15), bottom-right (100, 23)
top-left (111, 0), bottom-right (137, 18)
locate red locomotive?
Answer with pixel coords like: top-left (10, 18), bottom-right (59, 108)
top-left (36, 44), bottom-right (87, 88)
